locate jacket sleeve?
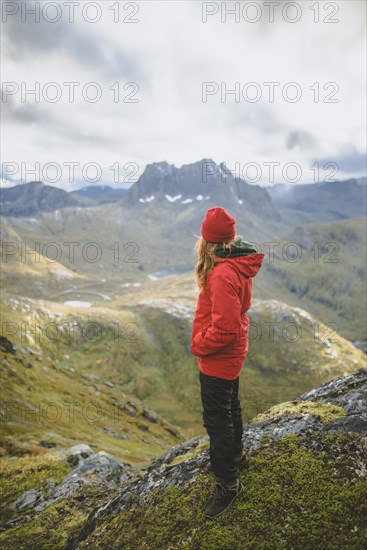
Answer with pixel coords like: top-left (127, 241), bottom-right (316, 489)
top-left (191, 271), bottom-right (242, 357)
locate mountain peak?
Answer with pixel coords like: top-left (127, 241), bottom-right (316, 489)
top-left (121, 158), bottom-right (280, 219)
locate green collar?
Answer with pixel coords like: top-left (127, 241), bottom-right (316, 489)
top-left (214, 235), bottom-right (258, 257)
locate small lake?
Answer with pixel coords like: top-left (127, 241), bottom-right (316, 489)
top-left (148, 266), bottom-right (194, 281)
top-left (64, 301), bottom-right (92, 308)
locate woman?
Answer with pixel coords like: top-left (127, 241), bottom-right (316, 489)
top-left (191, 206), bottom-right (265, 519)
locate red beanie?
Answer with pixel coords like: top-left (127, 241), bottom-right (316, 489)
top-left (201, 206), bottom-right (236, 243)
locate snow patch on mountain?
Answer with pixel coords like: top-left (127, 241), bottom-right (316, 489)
top-left (139, 195), bottom-right (155, 203)
top-left (165, 194), bottom-right (182, 202)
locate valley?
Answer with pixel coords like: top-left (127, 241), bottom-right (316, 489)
top-left (1, 160), bottom-right (366, 468)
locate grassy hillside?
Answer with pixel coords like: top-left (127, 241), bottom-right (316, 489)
top-left (260, 217), bottom-right (367, 342)
top-left (1, 286), bottom-right (364, 456)
top-left (0, 296), bottom-right (185, 463)
top-left (125, 296), bottom-right (365, 422)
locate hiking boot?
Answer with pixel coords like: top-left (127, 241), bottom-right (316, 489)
top-left (205, 451), bottom-right (248, 473)
top-left (205, 477), bottom-right (244, 519)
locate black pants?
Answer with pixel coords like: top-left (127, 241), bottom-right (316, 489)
top-left (199, 371), bottom-right (244, 482)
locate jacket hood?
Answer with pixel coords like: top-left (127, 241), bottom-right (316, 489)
top-left (214, 234), bottom-right (265, 278)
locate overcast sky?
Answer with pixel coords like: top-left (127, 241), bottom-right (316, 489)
top-left (1, 0), bottom-right (366, 189)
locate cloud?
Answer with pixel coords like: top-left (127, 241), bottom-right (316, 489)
top-left (2, 0), bottom-right (141, 81)
top-left (1, 0), bottom-right (366, 187)
top-left (2, 93), bottom-right (53, 125)
top-left (317, 144), bottom-right (367, 175)
top-left (286, 130), bottom-right (316, 151)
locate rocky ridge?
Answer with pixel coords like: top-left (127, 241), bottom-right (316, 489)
top-left (71, 367), bottom-right (366, 547)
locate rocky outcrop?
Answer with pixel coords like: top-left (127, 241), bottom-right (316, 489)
top-left (8, 444), bottom-right (137, 520)
top-left (73, 368), bottom-right (366, 546)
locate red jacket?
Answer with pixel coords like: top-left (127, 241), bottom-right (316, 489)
top-left (191, 251), bottom-right (265, 380)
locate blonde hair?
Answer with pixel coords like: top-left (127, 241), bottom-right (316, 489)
top-left (193, 235), bottom-right (236, 292)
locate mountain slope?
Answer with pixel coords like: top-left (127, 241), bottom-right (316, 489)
top-left (73, 368), bottom-right (366, 550)
top-left (0, 191), bottom-right (281, 292)
top-left (0, 332), bottom-right (183, 462)
top-left (0, 292), bottom-right (188, 463)
top-left (71, 185), bottom-right (128, 204)
top-left (1, 284), bottom-right (365, 444)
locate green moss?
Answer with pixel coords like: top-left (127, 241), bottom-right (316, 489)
top-left (72, 432), bottom-right (367, 550)
top-left (0, 484), bottom-right (114, 550)
top-left (251, 400), bottom-right (345, 425)
top-left (0, 453), bottom-right (70, 523)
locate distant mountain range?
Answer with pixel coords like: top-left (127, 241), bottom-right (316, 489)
top-left (0, 181), bottom-right (92, 217)
top-left (0, 182), bottom-right (129, 216)
top-left (266, 178), bottom-right (367, 223)
top-left (1, 160), bottom-right (365, 223)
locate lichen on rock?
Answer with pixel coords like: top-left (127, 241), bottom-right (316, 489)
top-left (251, 399), bottom-right (345, 425)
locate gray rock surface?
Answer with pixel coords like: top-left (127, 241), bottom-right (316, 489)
top-left (13, 489), bottom-right (44, 512)
top-left (10, 444), bottom-right (137, 515)
top-left (298, 368), bottom-right (367, 432)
